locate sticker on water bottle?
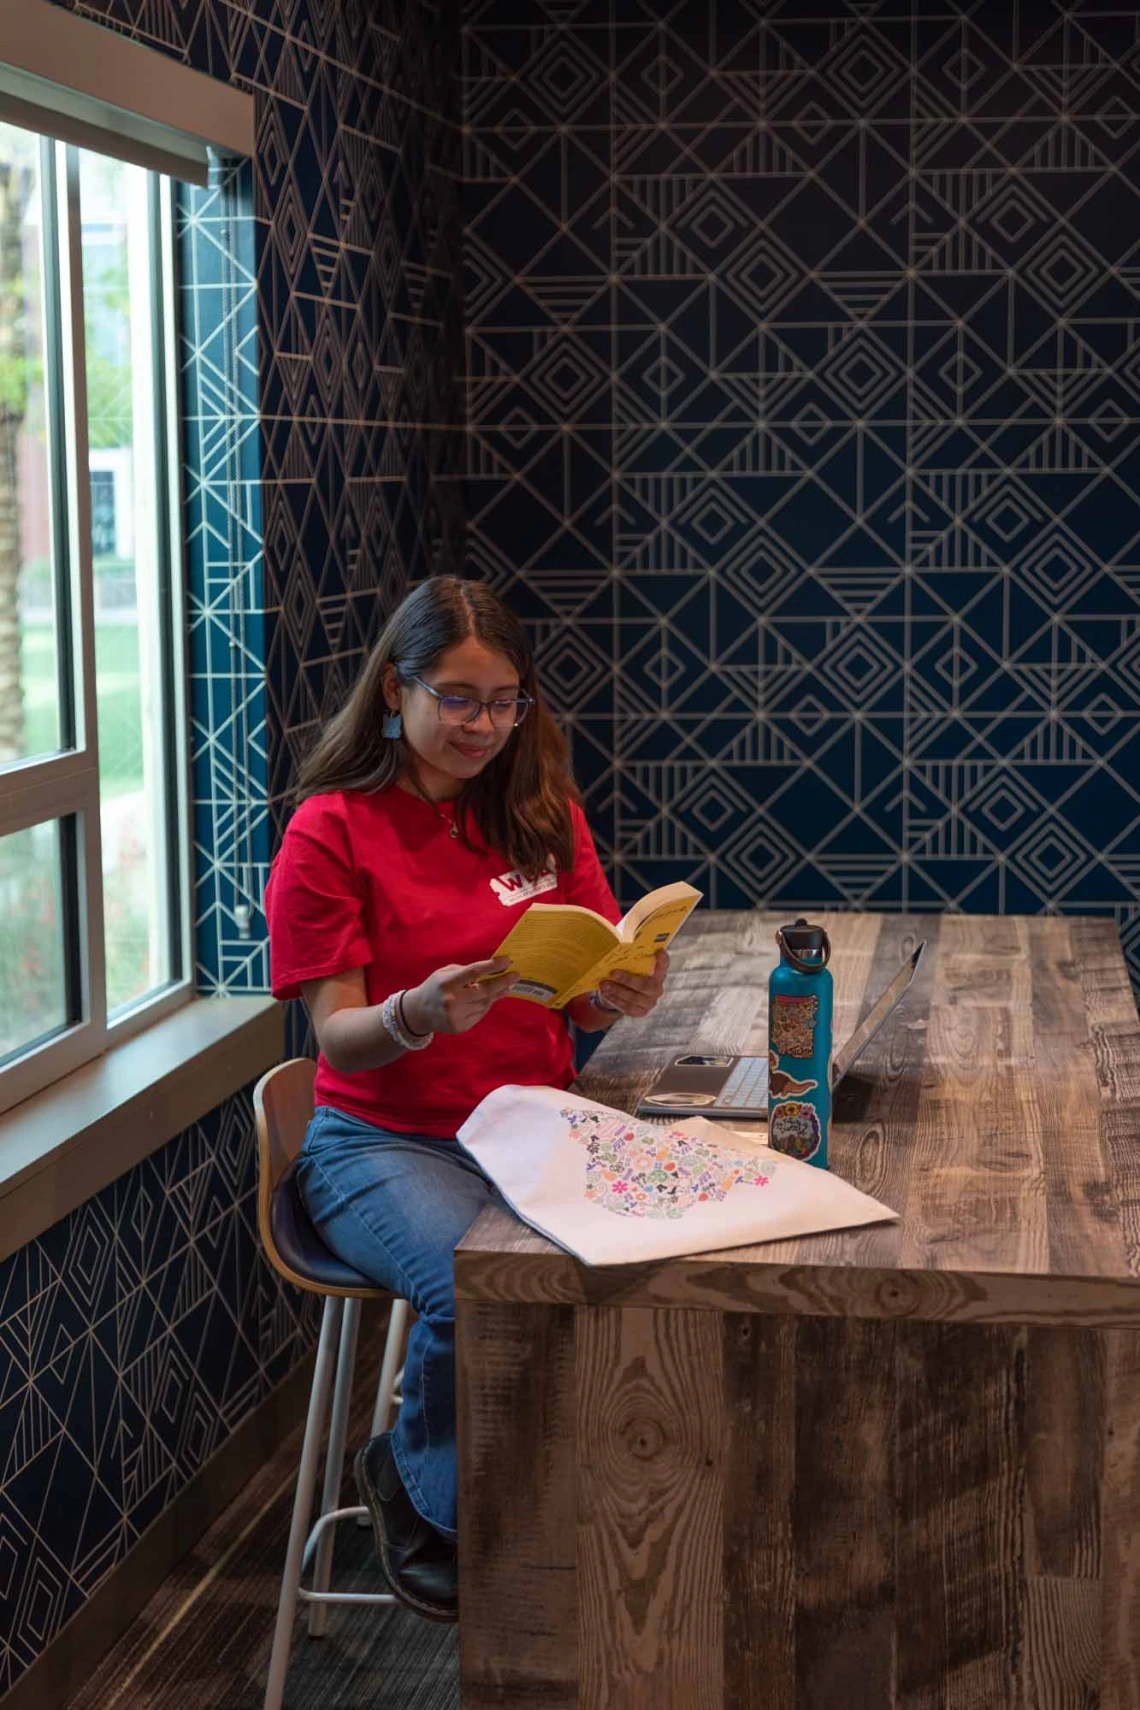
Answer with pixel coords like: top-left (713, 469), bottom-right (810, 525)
top-left (767, 1050), bottom-right (818, 1099)
top-left (769, 1099), bottom-right (822, 1162)
top-left (771, 993), bottom-right (818, 1059)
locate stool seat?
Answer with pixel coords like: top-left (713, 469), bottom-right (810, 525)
top-left (271, 1160), bottom-right (377, 1293)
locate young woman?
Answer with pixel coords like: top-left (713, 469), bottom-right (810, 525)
top-left (265, 576), bottom-right (669, 1623)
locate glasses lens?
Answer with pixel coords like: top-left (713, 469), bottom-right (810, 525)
top-left (438, 696), bottom-right (477, 724)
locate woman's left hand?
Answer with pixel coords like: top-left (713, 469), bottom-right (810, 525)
top-left (597, 949), bottom-right (669, 1020)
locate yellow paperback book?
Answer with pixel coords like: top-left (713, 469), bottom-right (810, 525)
top-left (491, 881), bottom-right (702, 1009)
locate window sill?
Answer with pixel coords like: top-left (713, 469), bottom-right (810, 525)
top-left (0, 995), bottom-right (284, 1261)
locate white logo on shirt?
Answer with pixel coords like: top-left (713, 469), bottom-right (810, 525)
top-left (491, 867), bottom-right (557, 906)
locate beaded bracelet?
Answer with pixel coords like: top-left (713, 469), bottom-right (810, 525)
top-left (381, 989), bottom-right (434, 1051)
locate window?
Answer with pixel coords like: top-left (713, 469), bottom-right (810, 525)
top-left (0, 122), bottom-right (188, 1113)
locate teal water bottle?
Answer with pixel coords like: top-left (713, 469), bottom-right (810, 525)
top-left (767, 918), bottom-right (833, 1169)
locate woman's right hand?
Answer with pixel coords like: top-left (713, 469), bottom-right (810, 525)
top-left (403, 957), bottom-right (518, 1036)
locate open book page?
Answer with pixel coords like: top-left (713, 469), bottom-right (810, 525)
top-left (559, 885), bottom-right (701, 1003)
top-left (616, 881), bottom-right (701, 941)
top-left (495, 905), bottom-right (621, 1007)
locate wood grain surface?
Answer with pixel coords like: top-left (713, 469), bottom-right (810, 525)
top-left (456, 1301), bottom-right (577, 1708)
top-left (721, 1313), bottom-right (795, 1710)
top-left (456, 913), bottom-right (1140, 1709)
top-left (575, 1307), bottom-right (724, 1708)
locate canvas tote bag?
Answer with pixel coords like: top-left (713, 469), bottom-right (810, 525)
top-left (457, 1084), bottom-right (897, 1266)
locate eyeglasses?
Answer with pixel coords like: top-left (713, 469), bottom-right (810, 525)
top-left (405, 673), bottom-right (535, 730)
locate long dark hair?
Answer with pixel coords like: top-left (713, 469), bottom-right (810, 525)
top-left (294, 577), bottom-right (579, 877)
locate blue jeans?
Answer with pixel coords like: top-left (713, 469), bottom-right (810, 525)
top-left (295, 1104), bottom-right (511, 1541)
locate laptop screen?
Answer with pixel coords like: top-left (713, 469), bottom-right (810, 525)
top-left (832, 944), bottom-right (924, 1085)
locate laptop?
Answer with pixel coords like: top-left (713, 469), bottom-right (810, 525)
top-left (635, 942), bottom-right (925, 1120)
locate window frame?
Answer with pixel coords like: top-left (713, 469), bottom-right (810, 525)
top-left (0, 138), bottom-right (192, 1117)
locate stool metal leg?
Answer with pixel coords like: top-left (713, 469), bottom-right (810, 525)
top-left (307, 1296), bottom-right (361, 1637)
top-left (264, 1296), bottom-right (343, 1710)
top-left (369, 1297), bottom-right (409, 1438)
top-left (357, 1297), bottom-right (410, 1531)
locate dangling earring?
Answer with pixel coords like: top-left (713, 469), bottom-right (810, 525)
top-left (382, 707), bottom-right (402, 739)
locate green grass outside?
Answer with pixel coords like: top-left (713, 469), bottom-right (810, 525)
top-left (22, 620), bottom-right (144, 798)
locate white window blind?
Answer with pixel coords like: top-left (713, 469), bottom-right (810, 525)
top-left (0, 0), bottom-right (253, 186)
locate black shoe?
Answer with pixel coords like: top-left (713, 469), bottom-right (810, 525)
top-left (354, 1434), bottom-right (458, 1623)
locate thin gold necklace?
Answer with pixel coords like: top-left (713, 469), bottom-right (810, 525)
top-left (405, 773), bottom-right (460, 838)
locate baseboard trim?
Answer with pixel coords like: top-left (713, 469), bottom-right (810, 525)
top-left (1, 1345), bottom-right (318, 1710)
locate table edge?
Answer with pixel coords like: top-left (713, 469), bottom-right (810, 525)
top-left (454, 1247), bottom-right (1140, 1327)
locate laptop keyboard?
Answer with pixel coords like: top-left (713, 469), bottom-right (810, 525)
top-left (717, 1056), bottom-right (768, 1110)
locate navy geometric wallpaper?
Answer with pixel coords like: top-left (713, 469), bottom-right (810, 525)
top-left (463, 0), bottom-right (1140, 987)
top-left (0, 1086), bottom-right (315, 1696)
top-left (179, 162), bottom-right (272, 993)
top-left (252, 0), bottom-right (466, 818)
top-left (0, 0), bottom-right (463, 1694)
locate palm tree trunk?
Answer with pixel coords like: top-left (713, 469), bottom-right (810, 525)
top-left (0, 409), bottom-right (21, 763)
top-left (0, 161), bottom-right (28, 765)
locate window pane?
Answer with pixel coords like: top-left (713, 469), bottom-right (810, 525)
top-left (0, 821), bottom-right (67, 1062)
top-left (0, 124), bottom-right (62, 767)
top-left (80, 153), bottom-right (175, 1014)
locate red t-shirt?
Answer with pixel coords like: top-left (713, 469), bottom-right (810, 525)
top-left (265, 786), bottom-right (621, 1137)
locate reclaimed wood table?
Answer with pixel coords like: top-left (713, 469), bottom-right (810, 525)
top-left (455, 912), bottom-right (1140, 1710)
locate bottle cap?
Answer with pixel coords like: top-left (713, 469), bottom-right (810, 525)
top-left (776, 917), bottom-right (831, 974)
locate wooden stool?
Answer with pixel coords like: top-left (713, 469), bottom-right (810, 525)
top-left (256, 1059), bottom-right (410, 1710)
